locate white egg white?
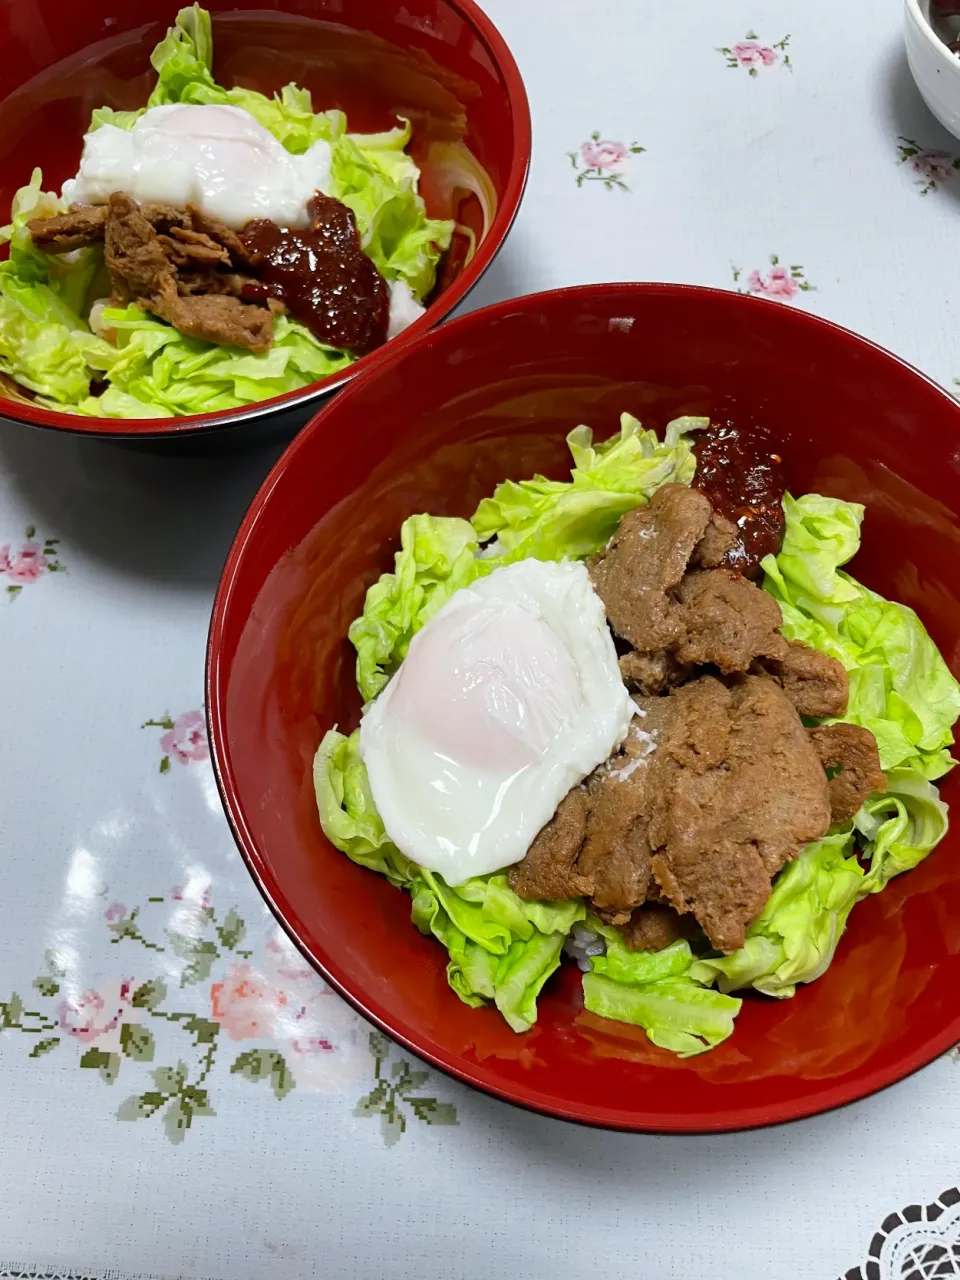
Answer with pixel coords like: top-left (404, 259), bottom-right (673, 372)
top-left (359, 559), bottom-right (634, 885)
top-left (62, 103), bottom-right (333, 230)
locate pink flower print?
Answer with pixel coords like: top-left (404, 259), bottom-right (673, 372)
top-left (569, 131), bottom-right (645, 191)
top-left (898, 137), bottom-right (960, 194)
top-left (5, 542), bottom-right (44, 582)
top-left (284, 990), bottom-right (371, 1092)
top-left (171, 885), bottom-right (211, 909)
top-left (57, 980), bottom-right (139, 1053)
top-left (745, 265), bottom-right (799, 300)
top-left (1, 526), bottom-right (63, 599)
top-left (143, 708), bottom-right (208, 773)
top-left (160, 710), bottom-right (208, 763)
top-left (210, 962), bottom-right (286, 1041)
top-left (104, 902), bottom-right (127, 922)
top-left (581, 138), bottom-right (629, 173)
top-left (265, 933), bottom-right (316, 984)
top-left (731, 41), bottom-right (776, 69)
top-left (719, 32), bottom-right (791, 76)
top-left (260, 930), bottom-right (370, 1091)
top-left (734, 255), bottom-right (814, 302)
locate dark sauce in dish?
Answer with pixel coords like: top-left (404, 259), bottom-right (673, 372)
top-left (240, 193), bottom-right (390, 356)
top-left (692, 422), bottom-right (789, 577)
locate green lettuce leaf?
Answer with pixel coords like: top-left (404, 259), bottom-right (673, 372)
top-left (349, 515), bottom-right (481, 702)
top-left (147, 3), bottom-right (217, 106)
top-left (691, 832), bottom-right (863, 998)
top-left (581, 971), bottom-right (741, 1057)
top-left (0, 171), bottom-right (112, 403)
top-left (314, 728), bottom-right (579, 1031)
top-left (348, 415), bottom-right (703, 700)
top-left (472, 413), bottom-right (704, 563)
top-left (579, 924), bottom-right (740, 1055)
top-left (763, 493), bottom-right (960, 779)
top-left (313, 729), bottom-right (414, 889)
top-left (410, 873), bottom-right (582, 1032)
top-left (330, 132), bottom-right (452, 300)
top-left (74, 305), bottom-right (352, 417)
top-left (856, 766), bottom-right (949, 893)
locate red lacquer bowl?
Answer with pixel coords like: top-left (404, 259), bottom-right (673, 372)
top-left (0, 0), bottom-right (529, 438)
top-left (208, 283), bottom-right (960, 1132)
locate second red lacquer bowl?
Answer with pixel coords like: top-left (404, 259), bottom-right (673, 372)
top-left (0, 0), bottom-right (529, 438)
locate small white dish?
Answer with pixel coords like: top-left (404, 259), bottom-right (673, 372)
top-left (905, 0), bottom-right (960, 140)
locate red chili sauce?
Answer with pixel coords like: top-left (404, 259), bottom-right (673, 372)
top-left (692, 423), bottom-right (789, 577)
top-left (240, 193), bottom-right (389, 356)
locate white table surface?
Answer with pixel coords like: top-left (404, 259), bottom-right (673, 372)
top-left (2, 1), bottom-right (960, 1277)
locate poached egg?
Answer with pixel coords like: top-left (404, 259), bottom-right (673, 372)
top-left (62, 103), bottom-right (333, 230)
top-left (359, 559), bottom-right (633, 885)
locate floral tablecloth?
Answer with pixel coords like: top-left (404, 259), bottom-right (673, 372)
top-left (3, 1), bottom-right (960, 1276)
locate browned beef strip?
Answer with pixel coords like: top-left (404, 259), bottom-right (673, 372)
top-left (147, 279), bottom-right (274, 353)
top-left (672, 568), bottom-right (788, 673)
top-left (28, 201), bottom-right (192, 253)
top-left (185, 205), bottom-right (255, 265)
top-left (646, 675), bottom-right (831, 952)
top-left (588, 484), bottom-right (714, 651)
top-left (808, 723), bottom-right (886, 823)
top-left (158, 226), bottom-right (231, 267)
top-left (27, 204), bottom-right (109, 252)
top-left (508, 788), bottom-right (593, 902)
top-left (574, 700), bottom-right (672, 923)
top-left (618, 648), bottom-right (690, 696)
top-left (99, 194), bottom-right (274, 351)
top-left (139, 204), bottom-right (190, 233)
top-left (104, 192), bottom-right (175, 300)
top-left (693, 511), bottom-right (738, 569)
top-left (758, 640), bottom-right (850, 719)
top-left (618, 903), bottom-right (694, 952)
top-left (176, 269), bottom-right (245, 297)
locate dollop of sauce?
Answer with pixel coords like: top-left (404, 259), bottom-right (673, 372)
top-left (692, 422), bottom-right (789, 577)
top-left (240, 193), bottom-right (389, 356)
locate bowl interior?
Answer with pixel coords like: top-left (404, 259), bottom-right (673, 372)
top-left (210, 284), bottom-right (960, 1131)
top-left (0, 0), bottom-right (525, 432)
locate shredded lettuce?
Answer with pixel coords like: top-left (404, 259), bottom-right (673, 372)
top-left (0, 170), bottom-right (113, 403)
top-left (316, 727), bottom-right (581, 1032)
top-left (349, 414), bottom-right (703, 700)
top-left (73, 305), bottom-right (352, 417)
top-left (577, 923), bottom-right (741, 1056)
top-left (330, 131), bottom-right (453, 300)
top-left (763, 493), bottom-right (960, 780)
top-left (473, 413), bottom-right (705, 563)
top-left (313, 729), bottom-right (414, 889)
top-left (691, 832), bottom-right (863, 998)
top-left (581, 972), bottom-right (741, 1057)
top-left (1, 5), bottom-right (452, 417)
top-left (856, 766), bottom-right (949, 893)
top-left (349, 515), bottom-right (481, 702)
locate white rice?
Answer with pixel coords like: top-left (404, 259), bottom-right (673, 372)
top-left (563, 921), bottom-right (607, 972)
